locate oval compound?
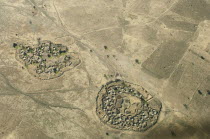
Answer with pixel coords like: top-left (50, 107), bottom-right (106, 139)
top-left (13, 40), bottom-right (81, 80)
top-left (96, 80), bottom-right (162, 131)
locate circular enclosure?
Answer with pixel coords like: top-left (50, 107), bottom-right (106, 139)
top-left (96, 80), bottom-right (162, 132)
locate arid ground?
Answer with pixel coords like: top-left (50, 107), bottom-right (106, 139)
top-left (0, 0), bottom-right (210, 138)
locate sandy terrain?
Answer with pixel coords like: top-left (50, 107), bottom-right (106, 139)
top-left (0, 0), bottom-right (210, 138)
